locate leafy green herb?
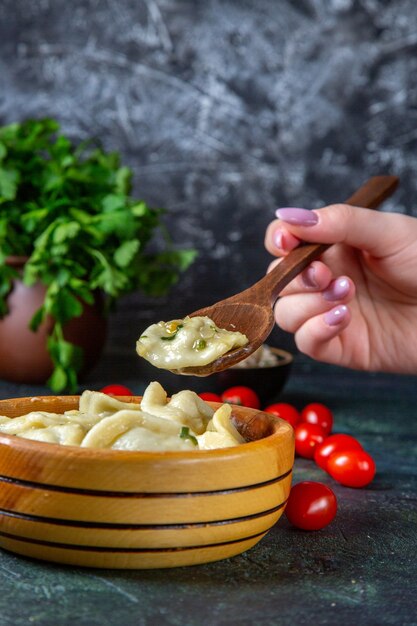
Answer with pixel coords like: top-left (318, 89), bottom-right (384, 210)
top-left (0, 118), bottom-right (196, 392)
top-left (179, 426), bottom-right (198, 446)
top-left (193, 339), bottom-right (207, 350)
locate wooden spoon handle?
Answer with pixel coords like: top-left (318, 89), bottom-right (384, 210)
top-left (342, 175), bottom-right (399, 209)
top-left (260, 175), bottom-right (399, 305)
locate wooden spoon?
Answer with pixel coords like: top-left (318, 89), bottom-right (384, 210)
top-left (174, 175), bottom-right (399, 376)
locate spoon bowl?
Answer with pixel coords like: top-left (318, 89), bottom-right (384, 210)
top-left (176, 302), bottom-right (275, 375)
top-left (178, 176), bottom-right (399, 377)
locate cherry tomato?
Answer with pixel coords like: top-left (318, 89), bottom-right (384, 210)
top-left (263, 403), bottom-right (300, 428)
top-left (314, 434), bottom-right (363, 471)
top-left (295, 422), bottom-right (327, 459)
top-left (285, 481), bottom-right (337, 530)
top-left (100, 384), bottom-right (133, 396)
top-left (301, 402), bottom-right (334, 436)
top-left (221, 386), bottom-right (260, 409)
top-left (327, 449), bottom-right (376, 488)
top-left (198, 392), bottom-right (223, 402)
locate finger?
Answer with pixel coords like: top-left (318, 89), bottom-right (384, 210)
top-left (265, 219), bottom-right (301, 256)
top-left (294, 305), bottom-right (352, 364)
top-left (274, 276), bottom-right (355, 333)
top-left (267, 259), bottom-right (342, 297)
top-left (281, 261), bottom-right (334, 295)
top-left (274, 204), bottom-right (415, 258)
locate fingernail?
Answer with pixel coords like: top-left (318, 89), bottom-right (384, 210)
top-left (275, 207), bottom-right (319, 226)
top-left (323, 277), bottom-right (350, 301)
top-left (302, 266), bottom-right (318, 288)
top-left (273, 230), bottom-right (285, 250)
top-left (324, 305), bottom-right (349, 326)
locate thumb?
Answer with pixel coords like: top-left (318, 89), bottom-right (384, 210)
top-left (275, 204), bottom-right (414, 258)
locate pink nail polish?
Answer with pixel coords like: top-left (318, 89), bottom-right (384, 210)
top-left (324, 305), bottom-right (349, 326)
top-left (323, 277), bottom-right (350, 301)
top-left (275, 207), bottom-right (318, 226)
top-left (274, 230), bottom-right (285, 249)
top-left (302, 266), bottom-right (318, 288)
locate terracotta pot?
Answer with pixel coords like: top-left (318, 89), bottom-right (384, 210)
top-left (0, 257), bottom-right (107, 384)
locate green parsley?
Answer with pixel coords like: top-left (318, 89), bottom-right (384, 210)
top-left (0, 118), bottom-right (196, 392)
top-left (179, 426), bottom-right (198, 446)
top-left (193, 339), bottom-right (207, 350)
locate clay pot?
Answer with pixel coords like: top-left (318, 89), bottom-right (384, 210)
top-left (0, 257), bottom-right (107, 385)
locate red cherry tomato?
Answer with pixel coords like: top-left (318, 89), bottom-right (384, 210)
top-left (198, 392), bottom-right (223, 402)
top-left (327, 449), bottom-right (376, 488)
top-left (314, 434), bottom-right (363, 471)
top-left (100, 384), bottom-right (133, 396)
top-left (263, 403), bottom-right (300, 428)
top-left (285, 481), bottom-right (337, 530)
top-left (221, 386), bottom-right (260, 409)
top-left (295, 422), bottom-right (327, 459)
top-left (301, 402), bottom-right (334, 436)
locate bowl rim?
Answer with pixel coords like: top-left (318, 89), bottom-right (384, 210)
top-left (0, 395), bottom-right (294, 461)
top-left (269, 347), bottom-right (293, 366)
top-left (229, 346), bottom-right (293, 370)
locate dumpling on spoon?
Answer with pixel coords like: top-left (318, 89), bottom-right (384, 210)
top-left (136, 315), bottom-right (248, 371)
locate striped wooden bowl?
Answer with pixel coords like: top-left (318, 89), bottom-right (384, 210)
top-left (0, 396), bottom-right (294, 569)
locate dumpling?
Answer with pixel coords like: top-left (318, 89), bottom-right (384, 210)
top-left (140, 381), bottom-right (213, 434)
top-left (197, 404), bottom-right (245, 450)
top-left (0, 383), bottom-right (246, 451)
top-left (136, 316), bottom-right (248, 370)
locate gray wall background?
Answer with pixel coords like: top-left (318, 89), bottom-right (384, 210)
top-left (1, 0), bottom-right (416, 372)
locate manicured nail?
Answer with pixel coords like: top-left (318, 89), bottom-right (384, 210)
top-left (273, 230), bottom-right (285, 250)
top-left (302, 266), bottom-right (318, 288)
top-left (324, 305), bottom-right (349, 326)
top-left (323, 277), bottom-right (350, 302)
top-left (275, 207), bottom-right (319, 226)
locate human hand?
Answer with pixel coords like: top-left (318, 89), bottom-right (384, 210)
top-left (265, 204), bottom-right (417, 374)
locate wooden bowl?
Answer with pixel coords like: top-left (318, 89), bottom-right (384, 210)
top-left (0, 395), bottom-right (294, 569)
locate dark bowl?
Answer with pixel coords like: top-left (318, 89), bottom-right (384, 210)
top-left (138, 347), bottom-right (293, 406)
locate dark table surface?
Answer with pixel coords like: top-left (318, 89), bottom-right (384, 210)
top-left (0, 356), bottom-right (416, 626)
